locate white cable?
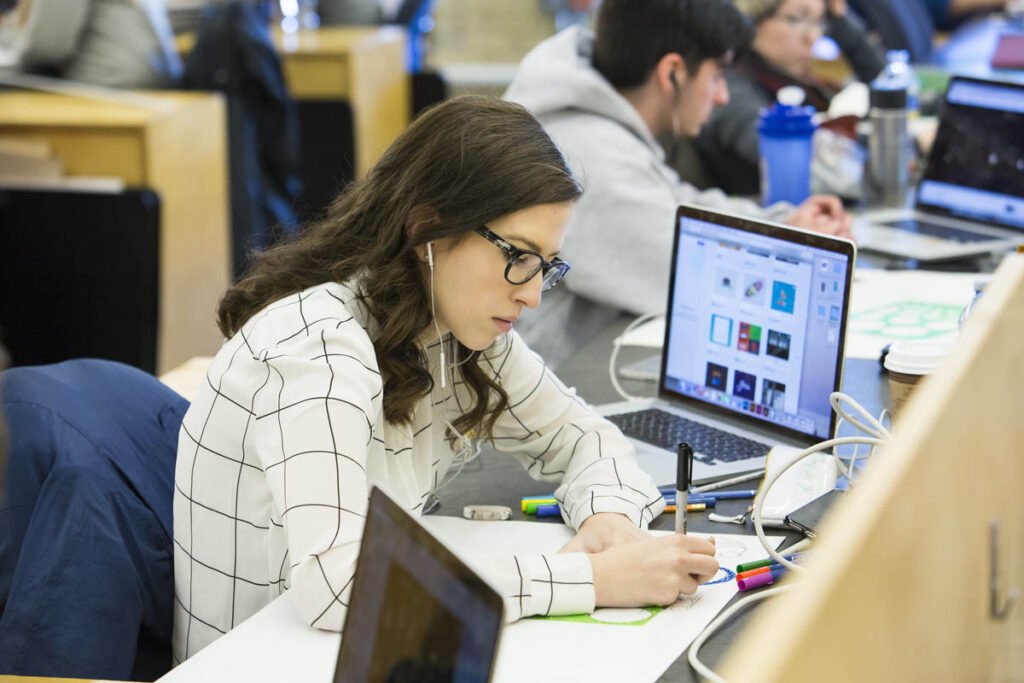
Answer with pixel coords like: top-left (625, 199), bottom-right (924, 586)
top-left (687, 584), bottom-right (798, 682)
top-left (826, 393), bottom-right (891, 484)
top-left (829, 392), bottom-right (891, 441)
top-left (688, 391), bottom-right (891, 681)
top-left (423, 240), bottom-right (480, 493)
top-left (752, 434), bottom-right (887, 572)
top-left (427, 243), bottom-right (448, 390)
top-left (609, 312), bottom-right (664, 401)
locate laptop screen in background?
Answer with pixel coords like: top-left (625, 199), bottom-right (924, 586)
top-left (662, 214), bottom-right (851, 441)
top-left (917, 78), bottom-right (1024, 230)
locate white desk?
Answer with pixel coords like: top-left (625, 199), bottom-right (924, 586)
top-left (157, 520), bottom-right (780, 683)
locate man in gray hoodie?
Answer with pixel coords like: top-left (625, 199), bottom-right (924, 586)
top-left (0, 0), bottom-right (180, 89)
top-left (505, 0), bottom-right (852, 366)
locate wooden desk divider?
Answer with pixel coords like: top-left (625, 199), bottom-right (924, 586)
top-left (0, 91), bottom-right (231, 373)
top-left (721, 254), bottom-right (1024, 681)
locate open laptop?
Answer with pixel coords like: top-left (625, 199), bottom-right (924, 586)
top-left (334, 487), bottom-right (504, 683)
top-left (601, 204), bottom-right (856, 486)
top-left (854, 75), bottom-right (1024, 261)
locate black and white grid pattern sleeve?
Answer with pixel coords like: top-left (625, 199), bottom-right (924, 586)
top-left (173, 287), bottom-right (384, 660)
top-left (251, 320), bottom-right (383, 631)
top-left (483, 331), bottom-right (666, 530)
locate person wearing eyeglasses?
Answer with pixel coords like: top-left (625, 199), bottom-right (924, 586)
top-left (171, 96), bottom-right (719, 662)
top-left (680, 0), bottom-right (885, 196)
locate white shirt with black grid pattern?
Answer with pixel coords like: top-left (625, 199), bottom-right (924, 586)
top-left (171, 282), bottom-right (665, 662)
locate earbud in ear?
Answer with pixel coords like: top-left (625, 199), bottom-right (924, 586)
top-left (426, 242), bottom-right (434, 267)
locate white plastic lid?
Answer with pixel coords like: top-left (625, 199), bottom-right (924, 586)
top-left (777, 85), bottom-right (806, 107)
top-left (884, 338), bottom-right (955, 375)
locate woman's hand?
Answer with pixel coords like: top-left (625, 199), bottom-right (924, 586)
top-left (559, 512), bottom-right (649, 554)
top-left (589, 534), bottom-right (719, 607)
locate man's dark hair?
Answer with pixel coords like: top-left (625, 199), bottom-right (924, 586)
top-left (592, 0), bottom-right (755, 89)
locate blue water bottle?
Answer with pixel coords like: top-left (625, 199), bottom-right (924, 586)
top-left (757, 86), bottom-right (817, 206)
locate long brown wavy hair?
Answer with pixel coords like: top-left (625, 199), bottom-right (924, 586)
top-left (217, 96), bottom-right (582, 439)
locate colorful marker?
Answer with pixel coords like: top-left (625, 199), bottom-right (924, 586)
top-left (735, 551), bottom-right (809, 574)
top-left (736, 561), bottom-right (791, 581)
top-left (521, 496), bottom-right (557, 511)
top-left (737, 566), bottom-right (786, 591)
top-left (664, 503), bottom-right (707, 513)
top-left (736, 566), bottom-right (772, 581)
top-left (524, 500), bottom-right (557, 514)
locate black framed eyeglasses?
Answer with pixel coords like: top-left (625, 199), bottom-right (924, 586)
top-left (475, 226), bottom-right (571, 292)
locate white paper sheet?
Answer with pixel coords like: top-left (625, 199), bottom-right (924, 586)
top-left (845, 269), bottom-right (978, 360)
top-left (423, 518), bottom-right (781, 683)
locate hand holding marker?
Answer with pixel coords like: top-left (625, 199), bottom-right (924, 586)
top-left (675, 442), bottom-right (694, 534)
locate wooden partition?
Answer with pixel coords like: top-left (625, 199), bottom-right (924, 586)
top-left (721, 254), bottom-right (1024, 680)
top-left (0, 91), bottom-right (230, 373)
top-left (178, 25), bottom-right (410, 177)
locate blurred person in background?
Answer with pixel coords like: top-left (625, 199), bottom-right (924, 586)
top-left (318, 0), bottom-right (382, 25)
top-left (679, 0), bottom-right (884, 197)
top-left (0, 0), bottom-right (181, 88)
top-left (922, 0), bottom-right (1014, 30)
top-left (504, 0), bottom-right (852, 366)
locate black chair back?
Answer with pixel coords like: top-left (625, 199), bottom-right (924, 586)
top-left (0, 187), bottom-right (160, 373)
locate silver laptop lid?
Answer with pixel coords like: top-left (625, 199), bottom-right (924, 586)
top-left (661, 205), bottom-right (856, 444)
top-left (916, 76), bottom-right (1024, 231)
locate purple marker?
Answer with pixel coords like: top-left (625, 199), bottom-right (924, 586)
top-left (737, 566), bottom-right (786, 591)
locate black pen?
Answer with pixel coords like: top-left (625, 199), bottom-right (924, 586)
top-left (675, 442), bottom-right (694, 534)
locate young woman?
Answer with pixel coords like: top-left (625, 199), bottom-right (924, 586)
top-left (172, 97), bottom-right (718, 663)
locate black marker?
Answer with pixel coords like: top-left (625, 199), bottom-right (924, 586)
top-left (675, 442), bottom-right (694, 534)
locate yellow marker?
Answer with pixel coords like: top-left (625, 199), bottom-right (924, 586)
top-left (664, 503), bottom-right (706, 513)
top-left (521, 496), bottom-right (557, 512)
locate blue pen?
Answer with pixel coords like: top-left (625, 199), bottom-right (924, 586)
top-left (658, 486), bottom-right (757, 501)
top-left (662, 494), bottom-right (716, 507)
top-left (704, 489), bottom-right (758, 501)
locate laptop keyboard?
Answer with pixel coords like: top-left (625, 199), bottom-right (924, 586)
top-left (883, 218), bottom-right (996, 243)
top-left (606, 408), bottom-right (772, 463)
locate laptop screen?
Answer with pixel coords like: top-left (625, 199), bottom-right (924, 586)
top-left (661, 206), bottom-right (855, 442)
top-left (334, 487), bottom-right (503, 683)
top-left (917, 77), bottom-right (1024, 230)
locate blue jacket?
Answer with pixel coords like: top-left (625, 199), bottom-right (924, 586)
top-left (0, 359), bottom-right (188, 680)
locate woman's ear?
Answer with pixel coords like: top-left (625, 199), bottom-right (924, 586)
top-left (406, 204), bottom-right (438, 263)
